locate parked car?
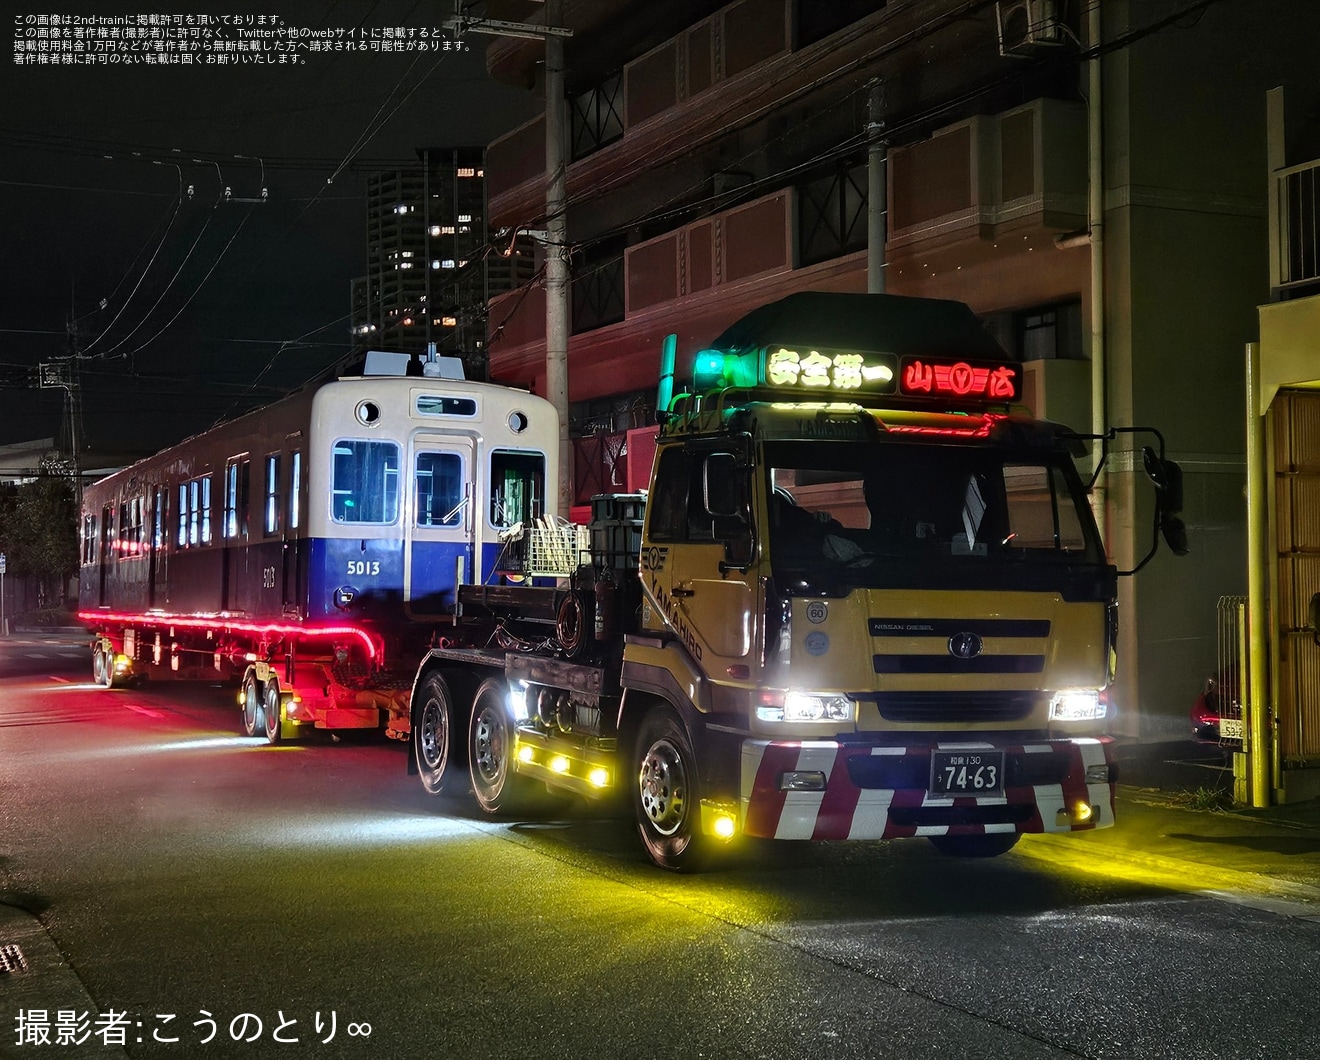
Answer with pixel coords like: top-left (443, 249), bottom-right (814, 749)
top-left (1190, 671), bottom-right (1244, 744)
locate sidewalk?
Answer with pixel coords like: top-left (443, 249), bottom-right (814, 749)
top-left (1018, 738), bottom-right (1320, 918)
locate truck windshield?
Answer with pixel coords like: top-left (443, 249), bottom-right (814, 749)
top-left (764, 440), bottom-right (1107, 596)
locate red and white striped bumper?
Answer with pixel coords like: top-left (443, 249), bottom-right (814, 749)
top-left (740, 737), bottom-right (1115, 841)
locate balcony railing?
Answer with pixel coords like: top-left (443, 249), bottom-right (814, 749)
top-left (1278, 158), bottom-right (1320, 289)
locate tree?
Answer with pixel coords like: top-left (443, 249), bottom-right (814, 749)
top-left (0, 476), bottom-right (79, 608)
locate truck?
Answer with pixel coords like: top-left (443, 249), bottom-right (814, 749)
top-left (406, 291), bottom-right (1187, 870)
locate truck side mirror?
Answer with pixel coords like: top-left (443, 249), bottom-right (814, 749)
top-left (1142, 446), bottom-right (1184, 514)
top-left (1142, 446), bottom-right (1189, 556)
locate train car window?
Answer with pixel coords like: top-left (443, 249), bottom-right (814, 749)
top-left (332, 440), bottom-right (399, 524)
top-left (416, 394), bottom-right (478, 417)
top-left (82, 514), bottom-right (96, 564)
top-left (177, 484), bottom-right (188, 547)
top-left (489, 450), bottom-right (545, 527)
top-left (200, 476), bottom-right (212, 545)
top-left (239, 459), bottom-right (251, 538)
top-left (264, 455), bottom-right (281, 535)
top-left (188, 480), bottom-right (201, 546)
top-left (224, 461), bottom-right (241, 539)
top-left (415, 451), bottom-right (464, 527)
top-left (289, 450), bottom-right (302, 530)
top-left (153, 488), bottom-right (165, 551)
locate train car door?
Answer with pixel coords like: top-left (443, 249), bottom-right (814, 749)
top-left (405, 435), bottom-right (474, 617)
top-left (148, 486), bottom-right (168, 608)
top-left (98, 504), bottom-right (114, 606)
top-left (282, 447), bottom-right (305, 615)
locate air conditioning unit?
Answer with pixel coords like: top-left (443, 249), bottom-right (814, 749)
top-left (996, 0), bottom-right (1064, 56)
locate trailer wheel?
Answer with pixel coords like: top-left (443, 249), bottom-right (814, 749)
top-left (634, 707), bottom-right (708, 872)
top-left (93, 648), bottom-right (109, 688)
top-left (414, 671), bottom-right (457, 795)
top-left (263, 679), bottom-right (283, 744)
top-left (928, 833), bottom-right (1020, 858)
top-left (468, 677), bottom-right (537, 815)
top-left (241, 673), bottom-right (264, 738)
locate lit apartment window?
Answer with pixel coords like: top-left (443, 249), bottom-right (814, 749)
top-left (441, 259), bottom-right (456, 269)
top-left (442, 316), bottom-right (457, 327)
top-left (457, 167), bottom-right (476, 177)
top-left (457, 214), bottom-right (472, 223)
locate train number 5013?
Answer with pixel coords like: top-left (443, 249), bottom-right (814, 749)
top-left (347, 560), bottom-right (381, 577)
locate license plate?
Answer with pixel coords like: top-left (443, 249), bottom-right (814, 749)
top-left (1219, 718), bottom-right (1244, 741)
top-left (930, 750), bottom-right (1005, 796)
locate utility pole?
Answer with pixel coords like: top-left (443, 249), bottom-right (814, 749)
top-left (446, 4), bottom-right (575, 515)
top-left (866, 79), bottom-right (887, 294)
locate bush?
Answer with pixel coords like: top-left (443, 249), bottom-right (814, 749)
top-left (15, 607), bottom-right (81, 628)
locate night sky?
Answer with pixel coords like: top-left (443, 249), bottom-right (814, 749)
top-left (0, 2), bottom-right (538, 460)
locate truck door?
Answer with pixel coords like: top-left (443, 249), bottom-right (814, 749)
top-left (405, 434), bottom-right (474, 617)
top-left (642, 444), bottom-right (756, 673)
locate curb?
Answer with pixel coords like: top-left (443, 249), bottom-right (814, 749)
top-left (0, 903), bottom-right (128, 1057)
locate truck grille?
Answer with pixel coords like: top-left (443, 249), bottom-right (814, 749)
top-left (868, 691), bottom-right (1041, 722)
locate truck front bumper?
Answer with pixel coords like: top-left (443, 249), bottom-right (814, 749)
top-left (739, 736), bottom-right (1116, 841)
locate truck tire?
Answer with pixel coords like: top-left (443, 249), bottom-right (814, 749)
top-left (928, 832), bottom-right (1020, 858)
top-left (241, 672), bottom-right (264, 738)
top-left (415, 671), bottom-right (458, 795)
top-left (93, 648), bottom-right (109, 688)
top-left (468, 677), bottom-right (539, 815)
top-left (263, 678), bottom-right (283, 744)
top-left (634, 707), bottom-right (708, 872)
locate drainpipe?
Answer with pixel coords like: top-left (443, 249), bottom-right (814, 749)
top-left (1087, 2), bottom-right (1107, 518)
top-left (1244, 342), bottom-right (1272, 807)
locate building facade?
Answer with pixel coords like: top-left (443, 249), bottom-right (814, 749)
top-left (351, 147), bottom-right (535, 376)
top-left (473, 0), bottom-right (1320, 749)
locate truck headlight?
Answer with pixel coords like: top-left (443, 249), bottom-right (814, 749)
top-left (1049, 689), bottom-right (1106, 721)
top-left (757, 692), bottom-right (854, 723)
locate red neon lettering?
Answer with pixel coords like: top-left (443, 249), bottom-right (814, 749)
top-left (903, 361), bottom-right (934, 392)
top-left (902, 360), bottom-right (1018, 399)
top-left (988, 365), bottom-right (1017, 398)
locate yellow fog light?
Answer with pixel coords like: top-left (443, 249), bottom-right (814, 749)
top-left (114, 654), bottom-right (131, 672)
top-left (549, 755), bottom-right (570, 774)
top-left (588, 768), bottom-right (609, 788)
top-left (1073, 801), bottom-right (1094, 823)
top-left (712, 815), bottom-right (737, 840)
top-left (517, 745), bottom-right (535, 764)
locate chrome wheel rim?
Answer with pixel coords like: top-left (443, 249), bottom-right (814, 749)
top-left (472, 705), bottom-right (505, 787)
top-left (639, 738), bottom-right (687, 837)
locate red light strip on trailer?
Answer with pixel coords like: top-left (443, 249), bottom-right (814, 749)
top-left (76, 611), bottom-right (380, 662)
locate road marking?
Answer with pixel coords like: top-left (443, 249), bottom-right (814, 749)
top-left (125, 704), bottom-right (165, 719)
top-left (50, 676), bottom-right (72, 683)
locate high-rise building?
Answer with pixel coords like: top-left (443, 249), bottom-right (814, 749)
top-left (351, 147), bottom-right (534, 377)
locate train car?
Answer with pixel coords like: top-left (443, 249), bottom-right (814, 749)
top-left (78, 359), bottom-right (560, 742)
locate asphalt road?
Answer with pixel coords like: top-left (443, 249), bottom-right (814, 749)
top-left (2, 633), bottom-right (1318, 1059)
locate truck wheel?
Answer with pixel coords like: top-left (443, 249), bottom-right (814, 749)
top-left (263, 679), bottom-right (283, 745)
top-left (928, 833), bottom-right (1020, 858)
top-left (468, 677), bottom-right (537, 815)
top-left (634, 708), bottom-right (708, 872)
top-left (414, 671), bottom-right (457, 795)
top-left (93, 648), bottom-right (109, 688)
top-left (241, 673), bottom-right (264, 738)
